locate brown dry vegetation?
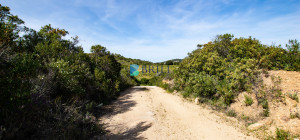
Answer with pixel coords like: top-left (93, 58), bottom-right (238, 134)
top-left (230, 70), bottom-right (300, 138)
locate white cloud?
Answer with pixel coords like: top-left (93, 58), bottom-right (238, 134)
top-left (2, 0), bottom-right (300, 62)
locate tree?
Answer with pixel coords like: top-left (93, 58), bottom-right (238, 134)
top-left (165, 60), bottom-right (173, 65)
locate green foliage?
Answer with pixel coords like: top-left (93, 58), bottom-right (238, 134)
top-left (175, 34), bottom-right (263, 107)
top-left (49, 59), bottom-right (88, 95)
top-left (185, 72), bottom-right (218, 98)
top-left (226, 109), bottom-right (237, 117)
top-left (158, 59), bottom-right (182, 65)
top-left (140, 78), bottom-right (150, 85)
top-left (113, 53), bottom-right (152, 66)
top-left (223, 91), bottom-right (235, 106)
top-left (1, 4), bottom-right (299, 138)
top-left (0, 4), bottom-right (135, 139)
top-left (227, 58), bottom-right (260, 91)
top-left (260, 99), bottom-right (269, 109)
top-left (259, 98), bottom-right (270, 117)
top-left (287, 90), bottom-right (299, 103)
top-left (244, 95), bottom-right (253, 106)
top-left (174, 33), bottom-right (299, 110)
top-left (165, 60), bottom-right (173, 65)
top-left (275, 128), bottom-right (291, 140)
top-left (0, 4), bottom-right (24, 47)
top-left (285, 40), bottom-right (300, 71)
top-left (241, 114), bottom-right (250, 121)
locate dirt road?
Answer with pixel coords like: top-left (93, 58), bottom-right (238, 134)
top-left (100, 86), bottom-right (258, 140)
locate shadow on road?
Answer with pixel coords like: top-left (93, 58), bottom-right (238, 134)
top-left (103, 121), bottom-right (152, 140)
top-left (99, 87), bottom-right (146, 117)
top-left (98, 87), bottom-right (152, 139)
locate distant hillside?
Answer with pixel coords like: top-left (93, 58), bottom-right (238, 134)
top-left (157, 59), bottom-right (182, 65)
top-left (113, 54), bottom-right (153, 66)
top-left (113, 54), bottom-right (182, 66)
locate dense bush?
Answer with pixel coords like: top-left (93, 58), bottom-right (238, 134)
top-left (184, 72), bottom-right (218, 98)
top-left (140, 78), bottom-right (150, 85)
top-left (173, 34), bottom-right (299, 108)
top-left (0, 4), bottom-right (135, 139)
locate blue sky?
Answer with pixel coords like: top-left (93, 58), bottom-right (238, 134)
top-left (3, 0), bottom-right (300, 62)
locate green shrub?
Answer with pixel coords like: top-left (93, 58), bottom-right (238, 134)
top-left (259, 99), bottom-right (270, 117)
top-left (287, 90), bottom-right (299, 102)
top-left (227, 109), bottom-right (237, 117)
top-left (182, 86), bottom-right (193, 98)
top-left (213, 99), bottom-right (228, 110)
top-left (0, 4), bottom-right (136, 139)
top-left (166, 88), bottom-right (174, 93)
top-left (182, 92), bottom-right (190, 98)
top-left (276, 128), bottom-right (291, 140)
top-left (241, 114), bottom-right (250, 121)
top-left (262, 108), bottom-right (270, 117)
top-left (186, 72), bottom-right (218, 98)
top-left (174, 33), bottom-right (299, 113)
top-left (260, 99), bottom-right (268, 109)
top-left (223, 91), bottom-right (235, 105)
top-left (140, 78), bottom-right (150, 85)
top-left (244, 95), bottom-right (254, 106)
top-left (49, 59), bottom-right (86, 95)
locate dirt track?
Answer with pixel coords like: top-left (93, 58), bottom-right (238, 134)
top-left (100, 86), bottom-right (258, 140)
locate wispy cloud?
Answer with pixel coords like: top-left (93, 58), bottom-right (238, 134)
top-left (3, 0), bottom-right (300, 62)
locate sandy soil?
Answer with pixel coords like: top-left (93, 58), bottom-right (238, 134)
top-left (100, 86), bottom-right (258, 140)
top-left (228, 70), bottom-right (300, 138)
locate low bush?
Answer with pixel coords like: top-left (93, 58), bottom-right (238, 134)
top-left (259, 98), bottom-right (270, 117)
top-left (227, 109), bottom-right (237, 117)
top-left (276, 128), bottom-right (291, 140)
top-left (140, 78), bottom-right (150, 85)
top-left (287, 90), bottom-right (299, 103)
top-left (244, 95), bottom-right (254, 106)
